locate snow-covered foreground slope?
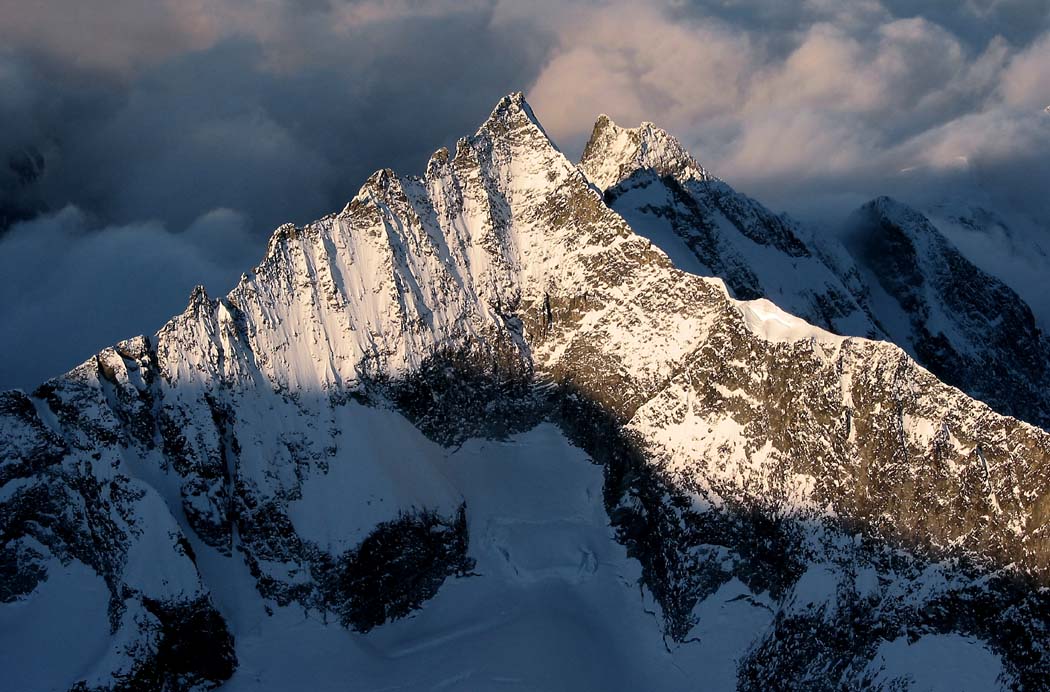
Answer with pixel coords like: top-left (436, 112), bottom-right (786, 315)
top-left (3, 93), bottom-right (1050, 690)
top-left (218, 419), bottom-right (1007, 692)
top-left (218, 422), bottom-right (763, 691)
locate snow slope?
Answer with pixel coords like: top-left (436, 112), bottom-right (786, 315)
top-left (219, 422), bottom-right (772, 692)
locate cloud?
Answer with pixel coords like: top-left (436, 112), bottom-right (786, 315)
top-left (5, 0), bottom-right (1046, 229)
top-left (523, 1), bottom-right (1050, 227)
top-left (1, 3), bottom-right (551, 231)
top-left (0, 206), bottom-right (258, 390)
top-left (527, 4), bottom-right (754, 154)
top-left (1001, 32), bottom-right (1050, 107)
top-left (0, 0), bottom-right (217, 76)
top-left (0, 2), bottom-right (555, 387)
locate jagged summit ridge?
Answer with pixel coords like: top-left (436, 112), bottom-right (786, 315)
top-left (215, 92), bottom-right (638, 396)
top-left (482, 90), bottom-right (548, 135)
top-left (579, 114), bottom-right (713, 191)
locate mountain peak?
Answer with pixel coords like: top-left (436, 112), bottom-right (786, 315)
top-left (857, 196), bottom-right (935, 236)
top-left (187, 284), bottom-right (211, 309)
top-left (9, 93), bottom-right (1050, 691)
top-left (473, 91), bottom-right (554, 148)
top-left (490, 91), bottom-right (530, 118)
top-left (846, 196), bottom-right (946, 264)
top-left (578, 115), bottom-right (712, 191)
top-left (425, 146), bottom-right (451, 177)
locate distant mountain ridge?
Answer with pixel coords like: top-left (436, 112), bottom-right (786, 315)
top-left (582, 115), bottom-right (1050, 430)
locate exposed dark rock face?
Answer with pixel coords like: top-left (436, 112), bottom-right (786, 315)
top-left (385, 347), bottom-right (540, 447)
top-left (324, 505), bottom-right (474, 633)
top-left (80, 596), bottom-right (238, 692)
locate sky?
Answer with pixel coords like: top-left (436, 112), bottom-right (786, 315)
top-left (1, 0), bottom-right (1048, 389)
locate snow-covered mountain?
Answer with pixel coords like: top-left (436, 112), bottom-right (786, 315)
top-left (584, 116), bottom-right (1050, 430)
top-left (842, 197), bottom-right (1050, 428)
top-left (924, 196), bottom-right (1050, 331)
top-left (3, 94), bottom-right (1050, 691)
top-left (580, 115), bottom-right (883, 340)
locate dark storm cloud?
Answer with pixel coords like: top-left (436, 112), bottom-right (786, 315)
top-left (0, 207), bottom-right (257, 390)
top-left (1, 0), bottom-right (1049, 389)
top-left (1, 4), bottom-right (552, 231)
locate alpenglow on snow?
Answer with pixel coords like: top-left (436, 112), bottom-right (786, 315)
top-left (2, 93), bottom-right (1049, 691)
